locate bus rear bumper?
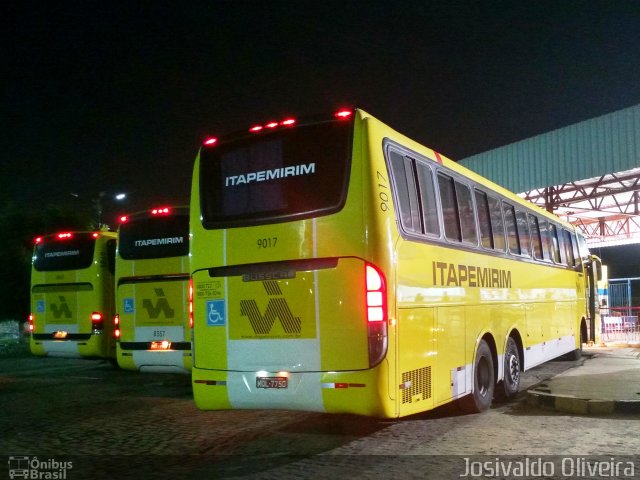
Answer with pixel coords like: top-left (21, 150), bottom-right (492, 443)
top-left (192, 363), bottom-right (394, 417)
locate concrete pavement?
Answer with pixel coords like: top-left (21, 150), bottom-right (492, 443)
top-left (527, 343), bottom-right (640, 414)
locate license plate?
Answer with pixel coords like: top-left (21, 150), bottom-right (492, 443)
top-left (53, 331), bottom-right (68, 339)
top-left (256, 377), bottom-right (288, 389)
top-left (150, 340), bottom-right (171, 350)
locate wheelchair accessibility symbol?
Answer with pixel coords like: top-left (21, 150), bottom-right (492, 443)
top-left (123, 298), bottom-right (135, 314)
top-left (206, 300), bottom-right (225, 326)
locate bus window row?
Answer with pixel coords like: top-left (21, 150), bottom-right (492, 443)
top-left (385, 143), bottom-right (581, 270)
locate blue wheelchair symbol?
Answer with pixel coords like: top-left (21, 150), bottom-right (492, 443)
top-left (206, 300), bottom-right (225, 326)
top-left (123, 298), bottom-right (134, 314)
top-left (36, 300), bottom-right (45, 313)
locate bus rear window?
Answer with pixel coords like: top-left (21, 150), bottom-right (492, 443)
top-left (33, 234), bottom-right (96, 271)
top-left (199, 121), bottom-right (352, 229)
top-left (119, 214), bottom-right (189, 260)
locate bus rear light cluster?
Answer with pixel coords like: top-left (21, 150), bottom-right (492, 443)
top-left (91, 312), bottom-right (104, 333)
top-left (113, 314), bottom-right (120, 339)
top-left (249, 118), bottom-right (296, 133)
top-left (151, 207), bottom-right (171, 215)
top-left (28, 314), bottom-right (35, 333)
top-left (203, 109), bottom-right (353, 146)
top-left (365, 263), bottom-right (388, 367)
top-left (366, 265), bottom-right (387, 323)
top-left (189, 278), bottom-right (194, 328)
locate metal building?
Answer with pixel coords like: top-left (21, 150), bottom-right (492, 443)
top-left (460, 104), bottom-right (640, 247)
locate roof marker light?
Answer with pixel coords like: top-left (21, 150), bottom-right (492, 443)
top-left (335, 109), bottom-right (353, 119)
top-left (280, 118), bottom-right (296, 126)
top-left (92, 232), bottom-right (100, 239)
top-left (203, 137), bottom-right (218, 146)
top-left (119, 215), bottom-right (128, 223)
top-left (151, 207), bottom-right (171, 215)
top-left (249, 125), bottom-right (263, 133)
top-left (34, 237), bottom-right (42, 244)
top-left (57, 232), bottom-right (72, 239)
top-left (265, 122), bottom-right (278, 129)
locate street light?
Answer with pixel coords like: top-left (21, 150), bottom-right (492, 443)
top-left (88, 192), bottom-right (128, 229)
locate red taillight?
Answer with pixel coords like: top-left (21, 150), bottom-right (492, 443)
top-left (249, 117), bottom-right (297, 133)
top-left (365, 263), bottom-right (388, 367)
top-left (28, 314), bottom-right (35, 332)
top-left (91, 312), bottom-right (103, 331)
top-left (92, 232), bottom-right (100, 239)
top-left (203, 137), bottom-right (218, 146)
top-left (335, 109), bottom-right (353, 119)
top-left (189, 278), bottom-right (194, 328)
top-left (366, 265), bottom-right (386, 323)
top-left (119, 215), bottom-right (128, 223)
top-left (34, 237), bottom-right (42, 244)
top-left (113, 314), bottom-right (120, 339)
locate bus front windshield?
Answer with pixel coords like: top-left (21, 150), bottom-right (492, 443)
top-left (199, 120), bottom-right (353, 229)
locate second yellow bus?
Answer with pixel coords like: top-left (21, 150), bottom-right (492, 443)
top-left (113, 206), bottom-right (192, 373)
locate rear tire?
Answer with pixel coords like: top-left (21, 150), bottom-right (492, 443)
top-left (459, 339), bottom-right (494, 413)
top-left (496, 337), bottom-right (520, 401)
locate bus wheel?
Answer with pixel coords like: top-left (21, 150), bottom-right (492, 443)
top-left (497, 337), bottom-right (520, 401)
top-left (459, 339), bottom-right (494, 413)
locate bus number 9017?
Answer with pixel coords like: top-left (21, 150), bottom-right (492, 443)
top-left (377, 171), bottom-right (389, 212)
top-left (257, 237), bottom-right (278, 249)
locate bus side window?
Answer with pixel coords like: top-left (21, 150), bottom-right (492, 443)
top-left (388, 151), bottom-right (422, 234)
top-left (107, 239), bottom-right (116, 276)
top-left (528, 214), bottom-right (544, 260)
top-left (503, 203), bottom-right (520, 255)
top-left (570, 231), bottom-right (580, 267)
top-left (455, 181), bottom-right (477, 245)
top-left (540, 219), bottom-right (552, 261)
top-left (438, 173), bottom-right (462, 242)
top-left (474, 189), bottom-right (493, 249)
top-left (562, 229), bottom-right (575, 267)
top-left (548, 223), bottom-right (561, 263)
top-left (515, 210), bottom-right (531, 257)
top-left (415, 163), bottom-right (440, 236)
top-left (488, 195), bottom-right (505, 251)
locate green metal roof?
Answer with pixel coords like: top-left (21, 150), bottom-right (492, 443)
top-left (459, 104), bottom-right (640, 193)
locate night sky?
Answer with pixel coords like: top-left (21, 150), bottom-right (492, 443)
top-left (4, 1), bottom-right (640, 227)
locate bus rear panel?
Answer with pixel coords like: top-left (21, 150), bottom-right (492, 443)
top-left (114, 207), bottom-right (192, 373)
top-left (29, 231), bottom-right (116, 358)
top-left (191, 113), bottom-right (396, 416)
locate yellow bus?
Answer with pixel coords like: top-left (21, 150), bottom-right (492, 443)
top-left (189, 108), bottom-right (597, 417)
top-left (113, 206), bottom-right (192, 373)
top-left (29, 231), bottom-right (117, 358)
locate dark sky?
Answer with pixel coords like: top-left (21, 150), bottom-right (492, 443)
top-left (4, 1), bottom-right (640, 226)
